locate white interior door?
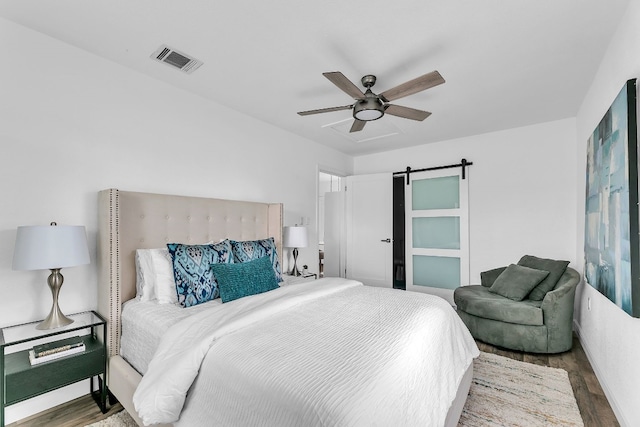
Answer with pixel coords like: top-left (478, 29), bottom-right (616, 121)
top-left (346, 173), bottom-right (393, 287)
top-left (405, 168), bottom-right (469, 303)
top-left (324, 191), bottom-right (345, 277)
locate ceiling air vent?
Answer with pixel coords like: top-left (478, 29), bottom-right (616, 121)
top-left (151, 45), bottom-right (203, 74)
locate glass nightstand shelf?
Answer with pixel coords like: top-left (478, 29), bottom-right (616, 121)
top-left (0, 311), bottom-right (107, 426)
top-left (281, 273), bottom-right (318, 286)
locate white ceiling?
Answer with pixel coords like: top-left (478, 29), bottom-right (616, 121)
top-left (0, 1), bottom-right (630, 156)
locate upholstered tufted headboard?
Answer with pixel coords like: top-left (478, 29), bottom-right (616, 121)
top-left (97, 189), bottom-right (283, 358)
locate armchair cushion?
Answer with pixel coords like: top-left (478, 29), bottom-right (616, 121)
top-left (455, 285), bottom-right (544, 326)
top-left (480, 266), bottom-right (507, 287)
top-left (489, 264), bottom-right (549, 301)
top-left (518, 255), bottom-right (570, 300)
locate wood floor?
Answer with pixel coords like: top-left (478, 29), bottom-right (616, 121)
top-left (5, 396), bottom-right (123, 427)
top-left (9, 335), bottom-right (618, 427)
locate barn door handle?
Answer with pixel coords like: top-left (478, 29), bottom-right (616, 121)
top-left (380, 238), bottom-right (391, 243)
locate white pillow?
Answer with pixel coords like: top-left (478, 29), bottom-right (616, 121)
top-left (134, 248), bottom-right (178, 304)
top-left (135, 249), bottom-right (156, 302)
top-left (152, 249), bottom-right (179, 304)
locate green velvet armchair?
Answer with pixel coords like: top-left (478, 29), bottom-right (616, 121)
top-left (454, 266), bottom-right (580, 353)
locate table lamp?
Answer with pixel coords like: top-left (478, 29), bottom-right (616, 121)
top-left (284, 225), bottom-right (308, 276)
top-left (13, 222), bottom-right (90, 330)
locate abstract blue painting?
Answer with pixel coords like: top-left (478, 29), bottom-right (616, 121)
top-left (584, 79), bottom-right (639, 317)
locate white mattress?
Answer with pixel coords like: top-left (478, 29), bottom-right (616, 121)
top-left (120, 298), bottom-right (221, 374)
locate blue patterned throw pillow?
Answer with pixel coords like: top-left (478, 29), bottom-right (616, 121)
top-left (211, 256), bottom-right (279, 303)
top-left (229, 237), bottom-right (282, 282)
top-left (167, 241), bottom-right (233, 307)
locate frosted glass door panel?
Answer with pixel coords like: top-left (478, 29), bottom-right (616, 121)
top-left (412, 255), bottom-right (460, 289)
top-left (412, 217), bottom-right (460, 249)
top-left (412, 176), bottom-right (460, 210)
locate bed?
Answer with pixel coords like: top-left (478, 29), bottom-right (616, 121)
top-left (97, 189), bottom-right (478, 427)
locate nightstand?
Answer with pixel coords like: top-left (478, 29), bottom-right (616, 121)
top-left (0, 311), bottom-right (107, 426)
top-left (282, 273), bottom-right (318, 286)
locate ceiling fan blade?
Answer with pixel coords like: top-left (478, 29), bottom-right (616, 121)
top-left (297, 105), bottom-right (353, 116)
top-left (384, 104), bottom-right (432, 121)
top-left (323, 72), bottom-right (365, 99)
top-left (350, 119), bottom-right (366, 133)
top-left (380, 71), bottom-right (445, 102)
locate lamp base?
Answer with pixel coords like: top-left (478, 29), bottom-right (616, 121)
top-left (37, 309), bottom-right (74, 330)
top-left (36, 268), bottom-right (74, 330)
top-left (289, 247), bottom-right (302, 277)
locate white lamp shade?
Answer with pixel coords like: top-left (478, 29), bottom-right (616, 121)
top-left (283, 226), bottom-right (308, 248)
top-left (13, 224), bottom-right (90, 271)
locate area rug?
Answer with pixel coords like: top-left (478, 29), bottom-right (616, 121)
top-left (459, 352), bottom-right (583, 426)
top-left (85, 410), bottom-right (138, 427)
top-left (86, 352), bottom-right (583, 427)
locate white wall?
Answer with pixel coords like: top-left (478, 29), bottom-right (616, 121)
top-left (0, 18), bottom-right (352, 423)
top-left (354, 118), bottom-right (578, 282)
top-left (574, 1), bottom-right (640, 425)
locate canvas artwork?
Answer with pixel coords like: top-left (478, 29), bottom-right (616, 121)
top-left (584, 79), bottom-right (639, 317)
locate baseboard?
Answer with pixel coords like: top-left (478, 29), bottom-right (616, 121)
top-left (573, 320), bottom-right (629, 427)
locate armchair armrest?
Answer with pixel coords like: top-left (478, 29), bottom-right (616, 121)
top-left (540, 267), bottom-right (580, 352)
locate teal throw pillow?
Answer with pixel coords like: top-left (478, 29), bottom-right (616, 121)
top-left (518, 255), bottom-right (570, 300)
top-left (229, 237), bottom-right (283, 282)
top-left (480, 266), bottom-right (507, 287)
top-left (489, 264), bottom-right (550, 301)
top-left (167, 241), bottom-right (233, 307)
top-left (211, 256), bottom-right (280, 303)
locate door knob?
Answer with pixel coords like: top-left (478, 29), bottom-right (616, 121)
top-left (380, 238), bottom-right (391, 243)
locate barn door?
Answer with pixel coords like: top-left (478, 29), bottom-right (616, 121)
top-left (405, 168), bottom-right (469, 303)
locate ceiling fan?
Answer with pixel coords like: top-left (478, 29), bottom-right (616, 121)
top-left (297, 70), bottom-right (445, 133)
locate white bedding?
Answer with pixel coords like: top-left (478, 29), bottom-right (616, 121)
top-left (133, 278), bottom-right (479, 426)
top-left (120, 278), bottom-right (302, 374)
top-left (120, 298), bottom-right (221, 374)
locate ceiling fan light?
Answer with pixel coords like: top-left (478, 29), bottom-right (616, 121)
top-left (353, 98), bottom-right (384, 121)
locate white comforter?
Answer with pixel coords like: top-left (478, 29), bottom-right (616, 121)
top-left (133, 278), bottom-right (479, 426)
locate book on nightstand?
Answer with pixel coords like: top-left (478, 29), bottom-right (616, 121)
top-left (28, 336), bottom-right (85, 365)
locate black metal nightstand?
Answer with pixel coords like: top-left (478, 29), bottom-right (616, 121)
top-left (0, 311), bottom-right (107, 426)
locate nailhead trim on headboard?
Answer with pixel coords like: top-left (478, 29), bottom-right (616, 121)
top-left (97, 189), bottom-right (122, 358)
top-left (111, 188), bottom-right (121, 357)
